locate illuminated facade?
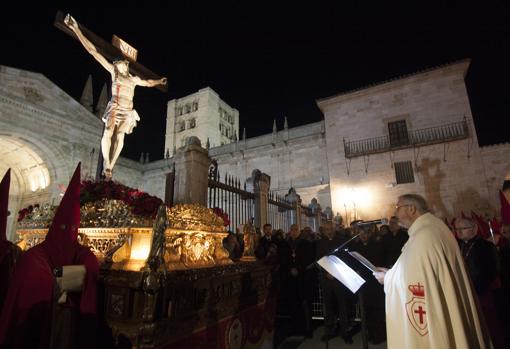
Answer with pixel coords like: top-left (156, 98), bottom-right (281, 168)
top-left (1, 60), bottom-right (509, 241)
top-left (318, 59), bottom-right (510, 221)
top-left (164, 87), bottom-right (239, 157)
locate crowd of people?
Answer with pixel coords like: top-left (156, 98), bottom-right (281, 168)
top-left (222, 192), bottom-right (510, 348)
top-left (234, 216), bottom-right (410, 345)
top-left (1, 159), bottom-right (510, 348)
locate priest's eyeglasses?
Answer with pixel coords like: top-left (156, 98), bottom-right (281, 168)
top-left (454, 226), bottom-right (474, 232)
top-left (395, 204), bottom-right (412, 210)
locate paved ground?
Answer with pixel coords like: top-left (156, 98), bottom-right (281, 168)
top-left (276, 325), bottom-right (387, 349)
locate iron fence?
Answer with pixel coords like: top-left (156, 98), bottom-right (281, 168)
top-left (267, 191), bottom-right (295, 233)
top-left (207, 162), bottom-right (255, 232)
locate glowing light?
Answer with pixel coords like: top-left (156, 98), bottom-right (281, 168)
top-left (28, 166), bottom-right (50, 192)
top-left (332, 185), bottom-right (374, 223)
top-left (335, 187), bottom-right (371, 207)
top-left (130, 242), bottom-right (150, 260)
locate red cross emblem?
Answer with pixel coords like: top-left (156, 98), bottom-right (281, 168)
top-left (405, 282), bottom-right (428, 336)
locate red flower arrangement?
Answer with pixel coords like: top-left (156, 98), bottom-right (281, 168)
top-left (80, 180), bottom-right (163, 218)
top-left (17, 204), bottom-right (39, 222)
top-left (212, 207), bottom-right (230, 227)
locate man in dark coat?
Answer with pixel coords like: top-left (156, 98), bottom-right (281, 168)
top-left (381, 216), bottom-right (408, 267)
top-left (278, 224), bottom-right (315, 337)
top-left (455, 217), bottom-right (504, 348)
top-left (315, 221), bottom-right (353, 343)
top-left (255, 223), bottom-right (274, 260)
top-left (351, 226), bottom-right (386, 344)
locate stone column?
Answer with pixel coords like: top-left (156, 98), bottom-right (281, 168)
top-left (172, 137), bottom-right (210, 206)
top-left (246, 169), bottom-right (271, 230)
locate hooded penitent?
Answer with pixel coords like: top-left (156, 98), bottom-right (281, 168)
top-left (0, 169), bottom-right (15, 265)
top-left (0, 163), bottom-right (99, 348)
top-left (0, 168), bottom-right (22, 313)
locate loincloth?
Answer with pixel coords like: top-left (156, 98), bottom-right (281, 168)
top-left (102, 101), bottom-right (140, 134)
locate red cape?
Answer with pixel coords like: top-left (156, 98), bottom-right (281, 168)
top-left (0, 164), bottom-right (99, 348)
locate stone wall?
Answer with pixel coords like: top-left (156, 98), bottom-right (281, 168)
top-left (208, 121), bottom-right (331, 207)
top-left (2, 61), bottom-right (509, 239)
top-left (317, 60), bottom-right (509, 220)
top-left (479, 143), bottom-right (510, 210)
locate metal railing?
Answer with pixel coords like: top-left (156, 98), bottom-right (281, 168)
top-left (268, 191), bottom-right (295, 232)
top-left (207, 162), bottom-right (255, 232)
top-left (300, 205), bottom-right (316, 231)
top-left (344, 118), bottom-right (469, 158)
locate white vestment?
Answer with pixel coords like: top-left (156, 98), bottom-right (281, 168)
top-left (384, 213), bottom-right (492, 349)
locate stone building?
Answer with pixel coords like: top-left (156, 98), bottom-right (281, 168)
top-left (317, 59), bottom-right (509, 221)
top-left (164, 87), bottom-right (239, 158)
top-left (1, 60), bottom-right (509, 239)
top-left (208, 60), bottom-right (509, 222)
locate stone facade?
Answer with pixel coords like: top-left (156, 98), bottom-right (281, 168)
top-left (317, 59), bottom-right (509, 221)
top-left (1, 60), bottom-right (509, 239)
top-left (164, 87), bottom-right (239, 157)
top-left (0, 65), bottom-right (154, 239)
top-left (208, 121), bottom-right (331, 208)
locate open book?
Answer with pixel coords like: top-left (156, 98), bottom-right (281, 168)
top-left (348, 251), bottom-right (378, 273)
top-left (317, 255), bottom-right (366, 293)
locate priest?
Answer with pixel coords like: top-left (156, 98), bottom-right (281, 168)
top-left (373, 194), bottom-right (492, 348)
top-left (0, 163), bottom-right (99, 348)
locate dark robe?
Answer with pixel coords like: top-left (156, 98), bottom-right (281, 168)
top-left (0, 240), bottom-right (22, 312)
top-left (278, 235), bottom-right (315, 335)
top-left (381, 228), bottom-right (408, 267)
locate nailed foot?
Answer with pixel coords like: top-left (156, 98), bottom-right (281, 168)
top-left (103, 168), bottom-right (113, 180)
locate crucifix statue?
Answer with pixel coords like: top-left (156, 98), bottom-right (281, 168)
top-left (56, 13), bottom-right (167, 180)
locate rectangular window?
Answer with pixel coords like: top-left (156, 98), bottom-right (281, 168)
top-left (388, 120), bottom-right (410, 147)
top-left (394, 161), bottom-right (415, 184)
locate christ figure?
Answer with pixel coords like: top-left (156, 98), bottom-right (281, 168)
top-left (65, 14), bottom-right (167, 179)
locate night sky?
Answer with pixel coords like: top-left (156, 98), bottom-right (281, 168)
top-left (2, 1), bottom-right (509, 161)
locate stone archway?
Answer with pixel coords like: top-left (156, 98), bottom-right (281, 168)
top-left (0, 133), bottom-right (70, 241)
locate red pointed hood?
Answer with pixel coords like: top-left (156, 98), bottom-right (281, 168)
top-left (500, 190), bottom-right (510, 224)
top-left (0, 169), bottom-right (11, 241)
top-left (42, 163), bottom-right (81, 269)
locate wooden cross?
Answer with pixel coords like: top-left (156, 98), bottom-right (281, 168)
top-left (54, 11), bottom-right (167, 92)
